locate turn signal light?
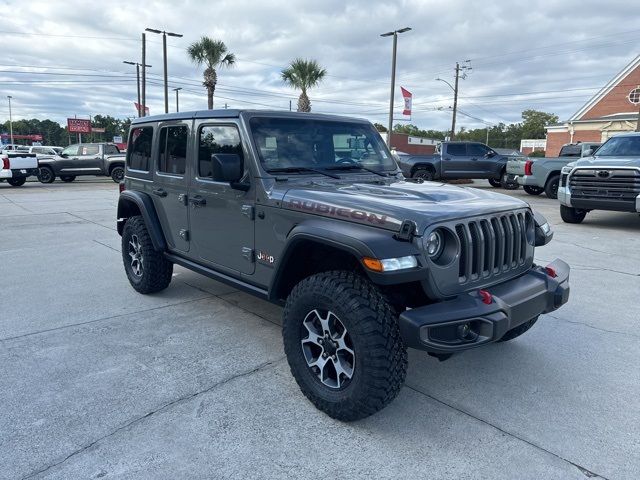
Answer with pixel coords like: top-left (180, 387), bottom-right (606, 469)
top-left (545, 266), bottom-right (557, 278)
top-left (362, 257), bottom-right (384, 272)
top-left (524, 160), bottom-right (533, 176)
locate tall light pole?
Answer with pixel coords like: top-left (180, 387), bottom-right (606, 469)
top-left (7, 96), bottom-right (13, 145)
top-left (145, 28), bottom-right (183, 114)
top-left (381, 27), bottom-right (411, 146)
top-left (141, 33), bottom-right (147, 117)
top-left (124, 61), bottom-right (152, 117)
top-left (173, 87), bottom-right (182, 112)
top-left (436, 61), bottom-right (471, 140)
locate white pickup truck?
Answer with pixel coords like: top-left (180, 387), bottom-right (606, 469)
top-left (0, 150), bottom-right (39, 187)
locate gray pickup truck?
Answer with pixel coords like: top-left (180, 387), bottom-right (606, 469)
top-left (507, 142), bottom-right (601, 199)
top-left (558, 132), bottom-right (640, 223)
top-left (117, 110), bottom-right (570, 421)
top-left (37, 142), bottom-right (126, 183)
top-left (395, 141), bottom-right (517, 189)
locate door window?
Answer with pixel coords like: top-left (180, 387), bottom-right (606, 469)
top-left (447, 144), bottom-right (467, 156)
top-left (80, 145), bottom-right (99, 156)
top-left (198, 125), bottom-right (243, 179)
top-left (158, 125), bottom-right (188, 175)
top-left (467, 143), bottom-right (490, 156)
top-left (104, 144), bottom-right (120, 155)
top-left (127, 127), bottom-right (153, 171)
top-left (61, 145), bottom-right (80, 156)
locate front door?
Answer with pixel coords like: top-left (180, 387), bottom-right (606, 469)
top-left (151, 121), bottom-right (191, 253)
top-left (188, 121), bottom-right (255, 275)
top-left (61, 144), bottom-right (103, 175)
top-left (467, 143), bottom-right (493, 177)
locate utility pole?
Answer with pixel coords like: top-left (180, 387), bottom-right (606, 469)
top-left (451, 63), bottom-right (460, 140)
top-left (381, 27), bottom-right (411, 146)
top-left (173, 87), bottom-right (182, 112)
top-left (7, 96), bottom-right (13, 145)
top-left (124, 61), bottom-right (152, 117)
top-left (145, 28), bottom-right (183, 114)
top-left (141, 33), bottom-right (147, 117)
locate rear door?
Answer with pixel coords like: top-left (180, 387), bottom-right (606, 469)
top-left (188, 121), bottom-right (255, 275)
top-left (441, 143), bottom-right (470, 178)
top-left (151, 121), bottom-right (191, 253)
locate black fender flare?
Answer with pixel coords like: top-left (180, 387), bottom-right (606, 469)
top-left (117, 190), bottom-right (167, 251)
top-left (268, 219), bottom-right (425, 301)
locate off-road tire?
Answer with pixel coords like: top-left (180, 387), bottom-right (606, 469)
top-left (282, 271), bottom-right (408, 421)
top-left (412, 168), bottom-right (434, 182)
top-left (545, 174), bottom-right (560, 199)
top-left (60, 175), bottom-right (76, 183)
top-left (560, 205), bottom-right (587, 224)
top-left (37, 166), bottom-right (55, 184)
top-left (488, 178), bottom-right (502, 188)
top-left (111, 166), bottom-right (125, 183)
top-left (498, 316), bottom-right (539, 342)
top-left (523, 185), bottom-right (544, 195)
top-left (121, 216), bottom-right (173, 294)
top-left (7, 177), bottom-right (26, 187)
top-left (500, 170), bottom-right (519, 190)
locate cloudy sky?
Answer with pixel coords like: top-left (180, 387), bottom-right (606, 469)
top-left (1, 0), bottom-right (639, 132)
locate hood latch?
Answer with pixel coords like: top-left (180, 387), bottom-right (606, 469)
top-left (394, 220), bottom-right (417, 242)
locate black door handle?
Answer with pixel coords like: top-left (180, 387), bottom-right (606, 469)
top-left (189, 195), bottom-right (206, 207)
top-left (152, 188), bottom-right (167, 197)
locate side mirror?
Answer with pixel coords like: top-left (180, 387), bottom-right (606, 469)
top-left (211, 153), bottom-right (243, 183)
top-left (485, 151), bottom-right (496, 158)
top-left (60, 153), bottom-right (68, 158)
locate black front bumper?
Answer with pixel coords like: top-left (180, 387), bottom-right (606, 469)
top-left (399, 259), bottom-right (570, 353)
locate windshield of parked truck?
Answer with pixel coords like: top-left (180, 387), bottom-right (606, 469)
top-left (595, 136), bottom-right (640, 156)
top-left (249, 117), bottom-right (397, 173)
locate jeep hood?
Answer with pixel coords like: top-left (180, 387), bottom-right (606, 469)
top-left (280, 179), bottom-right (528, 233)
top-left (574, 156), bottom-right (640, 168)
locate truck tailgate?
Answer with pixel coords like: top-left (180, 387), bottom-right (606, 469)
top-left (5, 153), bottom-right (38, 169)
top-left (506, 157), bottom-right (527, 176)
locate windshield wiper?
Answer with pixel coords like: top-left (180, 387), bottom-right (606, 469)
top-left (326, 162), bottom-right (390, 177)
top-left (266, 166), bottom-right (341, 179)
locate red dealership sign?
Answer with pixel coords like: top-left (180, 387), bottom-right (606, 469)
top-left (67, 118), bottom-right (92, 134)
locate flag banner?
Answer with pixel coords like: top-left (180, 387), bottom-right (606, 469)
top-left (134, 102), bottom-right (150, 116)
top-left (401, 87), bottom-right (412, 116)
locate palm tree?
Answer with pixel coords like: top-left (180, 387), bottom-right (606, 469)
top-left (281, 58), bottom-right (326, 112)
top-left (187, 36), bottom-right (236, 109)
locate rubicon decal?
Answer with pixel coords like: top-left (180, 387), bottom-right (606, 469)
top-left (285, 199), bottom-right (391, 225)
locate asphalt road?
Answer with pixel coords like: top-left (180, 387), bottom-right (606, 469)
top-left (1, 179), bottom-right (638, 480)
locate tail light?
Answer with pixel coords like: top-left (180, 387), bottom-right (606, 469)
top-left (524, 160), bottom-right (533, 176)
top-left (119, 181), bottom-right (126, 193)
top-left (2, 157), bottom-right (9, 170)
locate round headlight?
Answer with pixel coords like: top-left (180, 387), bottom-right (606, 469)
top-left (425, 230), bottom-right (444, 258)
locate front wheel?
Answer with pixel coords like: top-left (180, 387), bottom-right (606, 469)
top-left (7, 177), bottom-right (26, 187)
top-left (545, 174), bottom-right (560, 199)
top-left (488, 178), bottom-right (502, 188)
top-left (121, 216), bottom-right (173, 294)
top-left (523, 185), bottom-right (544, 195)
top-left (560, 205), bottom-right (587, 224)
top-left (282, 271), bottom-right (407, 421)
top-left (111, 166), bottom-right (125, 183)
top-left (60, 175), bottom-right (76, 183)
top-left (412, 168), bottom-right (434, 181)
top-left (37, 166), bottom-right (55, 184)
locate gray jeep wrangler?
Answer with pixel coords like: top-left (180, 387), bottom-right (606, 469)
top-left (117, 110), bottom-right (570, 421)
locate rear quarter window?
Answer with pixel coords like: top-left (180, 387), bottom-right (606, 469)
top-left (127, 127), bottom-right (153, 171)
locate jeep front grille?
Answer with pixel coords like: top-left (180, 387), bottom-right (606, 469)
top-left (569, 168), bottom-right (640, 202)
top-left (454, 212), bottom-right (531, 284)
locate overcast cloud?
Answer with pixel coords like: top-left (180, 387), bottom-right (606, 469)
top-left (1, 0), bottom-right (639, 131)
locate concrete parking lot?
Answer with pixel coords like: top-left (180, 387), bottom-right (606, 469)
top-left (1, 179), bottom-right (639, 480)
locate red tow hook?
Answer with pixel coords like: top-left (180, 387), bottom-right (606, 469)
top-left (545, 266), bottom-right (558, 278)
top-left (478, 289), bottom-right (492, 305)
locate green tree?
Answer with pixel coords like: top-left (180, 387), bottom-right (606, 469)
top-left (187, 37), bottom-right (236, 109)
top-left (281, 58), bottom-right (326, 112)
top-left (520, 109), bottom-right (558, 139)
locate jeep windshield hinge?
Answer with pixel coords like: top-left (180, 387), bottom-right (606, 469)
top-left (241, 205), bottom-right (255, 220)
top-left (242, 247), bottom-right (255, 262)
top-left (394, 220), bottom-right (417, 242)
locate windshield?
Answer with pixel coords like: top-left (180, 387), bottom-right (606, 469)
top-left (595, 136), bottom-right (640, 156)
top-left (249, 117), bottom-right (397, 173)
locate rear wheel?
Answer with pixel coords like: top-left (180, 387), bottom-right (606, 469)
top-left (37, 166), bottom-right (55, 184)
top-left (488, 178), bottom-right (502, 188)
top-left (560, 205), bottom-right (587, 224)
top-left (498, 316), bottom-right (539, 342)
top-left (545, 174), bottom-right (560, 199)
top-left (412, 168), bottom-right (434, 181)
top-left (121, 216), bottom-right (173, 294)
top-left (60, 175), bottom-right (76, 183)
top-left (523, 185), bottom-right (544, 195)
top-left (7, 177), bottom-right (26, 187)
top-left (111, 166), bottom-right (125, 183)
top-left (282, 271), bottom-right (407, 421)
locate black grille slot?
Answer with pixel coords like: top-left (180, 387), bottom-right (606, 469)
top-left (455, 212), bottom-right (529, 284)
